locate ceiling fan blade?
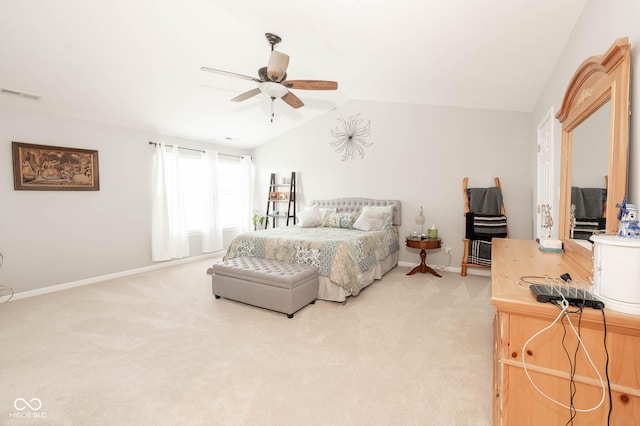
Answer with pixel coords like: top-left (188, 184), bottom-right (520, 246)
top-left (200, 66), bottom-right (260, 82)
top-left (231, 88), bottom-right (262, 102)
top-left (282, 80), bottom-right (338, 90)
top-left (281, 91), bottom-right (304, 109)
top-left (267, 51), bottom-right (290, 82)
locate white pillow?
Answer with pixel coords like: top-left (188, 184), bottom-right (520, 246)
top-left (297, 205), bottom-right (323, 228)
top-left (353, 205), bottom-right (394, 231)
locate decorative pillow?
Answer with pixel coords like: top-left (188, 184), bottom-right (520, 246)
top-left (321, 211), bottom-right (360, 229)
top-left (297, 205), bottom-right (323, 228)
top-left (353, 205), bottom-right (394, 231)
top-left (376, 205), bottom-right (395, 229)
top-left (318, 207), bottom-right (336, 219)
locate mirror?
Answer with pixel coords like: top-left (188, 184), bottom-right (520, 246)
top-left (569, 101), bottom-right (610, 241)
top-left (556, 37), bottom-right (631, 274)
top-left (571, 101), bottom-right (610, 189)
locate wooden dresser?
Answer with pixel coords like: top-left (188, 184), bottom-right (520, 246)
top-left (491, 239), bottom-right (640, 425)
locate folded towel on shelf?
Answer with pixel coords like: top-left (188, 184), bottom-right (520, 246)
top-left (465, 213), bottom-right (508, 241)
top-left (467, 187), bottom-right (503, 216)
top-left (468, 239), bottom-right (492, 266)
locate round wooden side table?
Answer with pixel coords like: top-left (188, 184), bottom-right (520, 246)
top-left (405, 237), bottom-right (442, 277)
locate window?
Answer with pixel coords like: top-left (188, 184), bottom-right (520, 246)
top-left (177, 153), bottom-right (246, 233)
top-left (217, 157), bottom-right (245, 229)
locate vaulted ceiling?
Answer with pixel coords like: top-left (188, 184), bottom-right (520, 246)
top-left (0, 0), bottom-right (587, 149)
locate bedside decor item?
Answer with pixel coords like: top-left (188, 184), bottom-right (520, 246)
top-left (330, 113), bottom-right (372, 161)
top-left (415, 206), bottom-right (426, 234)
top-left (616, 198), bottom-right (640, 238)
top-left (427, 224), bottom-right (438, 239)
top-left (12, 141), bottom-right (99, 191)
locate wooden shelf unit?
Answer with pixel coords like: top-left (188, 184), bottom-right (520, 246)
top-left (264, 172), bottom-right (296, 229)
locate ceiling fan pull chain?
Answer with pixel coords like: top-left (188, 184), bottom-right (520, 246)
top-left (271, 97), bottom-right (275, 122)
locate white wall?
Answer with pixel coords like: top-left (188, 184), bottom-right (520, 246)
top-left (0, 105), bottom-right (249, 293)
top-left (533, 0), bottom-right (640, 231)
top-left (252, 100), bottom-right (533, 267)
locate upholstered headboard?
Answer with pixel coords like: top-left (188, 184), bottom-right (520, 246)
top-left (311, 198), bottom-right (402, 226)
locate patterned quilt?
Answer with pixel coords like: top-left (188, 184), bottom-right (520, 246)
top-left (224, 226), bottom-right (400, 296)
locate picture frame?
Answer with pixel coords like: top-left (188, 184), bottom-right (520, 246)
top-left (12, 141), bottom-right (100, 191)
top-left (269, 191), bottom-right (280, 201)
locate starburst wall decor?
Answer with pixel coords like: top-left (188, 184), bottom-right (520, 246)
top-left (329, 113), bottom-right (372, 161)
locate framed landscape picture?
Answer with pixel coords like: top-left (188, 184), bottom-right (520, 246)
top-left (12, 142), bottom-right (100, 191)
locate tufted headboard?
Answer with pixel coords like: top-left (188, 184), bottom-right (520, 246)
top-left (311, 198), bottom-right (402, 226)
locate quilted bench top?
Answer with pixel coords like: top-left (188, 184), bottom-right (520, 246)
top-left (212, 257), bottom-right (318, 289)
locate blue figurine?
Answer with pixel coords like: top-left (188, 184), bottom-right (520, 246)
top-left (616, 198), bottom-right (640, 238)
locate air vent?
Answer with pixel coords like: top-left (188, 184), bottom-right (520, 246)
top-left (1, 88), bottom-right (42, 101)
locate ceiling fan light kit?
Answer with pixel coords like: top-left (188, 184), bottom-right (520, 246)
top-left (201, 32), bottom-right (338, 121)
top-left (257, 81), bottom-right (288, 99)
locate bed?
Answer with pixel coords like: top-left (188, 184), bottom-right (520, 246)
top-left (223, 198), bottom-right (402, 302)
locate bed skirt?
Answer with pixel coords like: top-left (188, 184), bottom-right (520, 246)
top-left (318, 251), bottom-right (399, 302)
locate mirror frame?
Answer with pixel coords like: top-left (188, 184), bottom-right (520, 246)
top-left (556, 37), bottom-right (631, 274)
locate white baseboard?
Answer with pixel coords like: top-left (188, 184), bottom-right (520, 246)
top-left (10, 252), bottom-right (224, 301)
top-left (9, 254), bottom-right (486, 302)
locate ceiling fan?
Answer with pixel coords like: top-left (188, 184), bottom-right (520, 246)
top-left (201, 33), bottom-right (338, 121)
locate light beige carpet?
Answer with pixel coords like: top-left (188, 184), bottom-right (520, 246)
top-left (0, 258), bottom-right (494, 426)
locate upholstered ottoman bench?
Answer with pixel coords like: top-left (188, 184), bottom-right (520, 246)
top-left (209, 257), bottom-right (319, 318)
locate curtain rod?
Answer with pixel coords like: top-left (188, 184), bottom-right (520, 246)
top-left (148, 141), bottom-right (249, 159)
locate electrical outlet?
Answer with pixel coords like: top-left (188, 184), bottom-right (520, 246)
top-left (445, 247), bottom-right (452, 254)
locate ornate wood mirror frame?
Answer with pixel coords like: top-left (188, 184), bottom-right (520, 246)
top-left (556, 37), bottom-right (631, 274)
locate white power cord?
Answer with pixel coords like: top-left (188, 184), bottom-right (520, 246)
top-left (521, 297), bottom-right (606, 413)
top-left (432, 252), bottom-right (452, 273)
top-left (515, 275), bottom-right (548, 289)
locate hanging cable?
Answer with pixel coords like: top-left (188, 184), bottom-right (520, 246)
top-left (601, 309), bottom-right (612, 425)
top-left (522, 297), bottom-right (606, 414)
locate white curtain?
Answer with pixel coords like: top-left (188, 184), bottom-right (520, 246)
top-left (151, 143), bottom-right (190, 261)
top-left (202, 150), bottom-right (223, 253)
top-left (239, 156), bottom-right (254, 233)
